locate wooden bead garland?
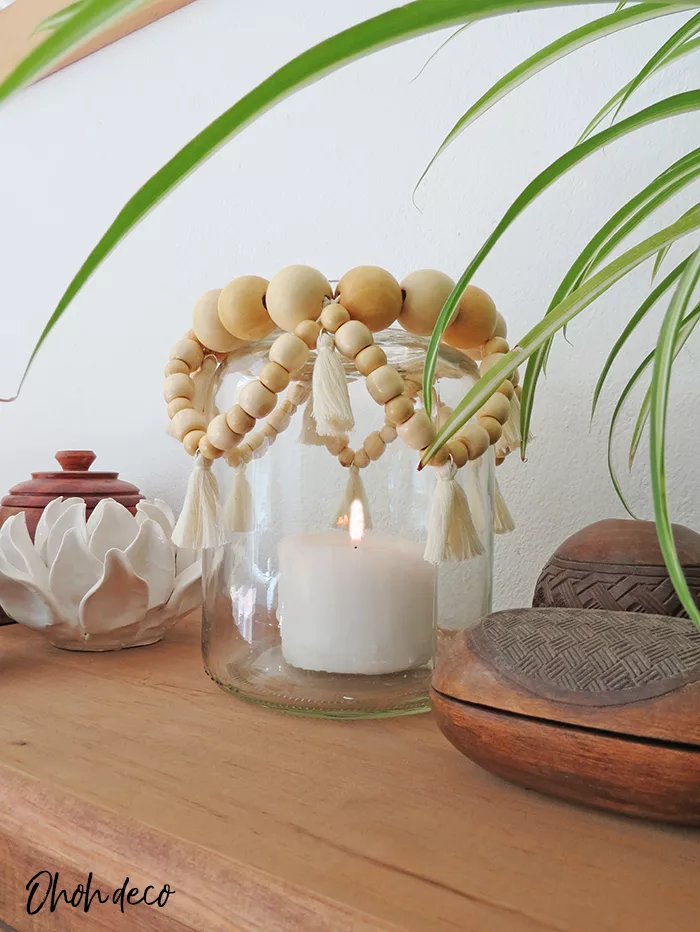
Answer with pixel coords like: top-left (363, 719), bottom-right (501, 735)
top-left (166, 265), bottom-right (522, 558)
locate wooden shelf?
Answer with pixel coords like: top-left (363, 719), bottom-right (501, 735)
top-left (0, 613), bottom-right (697, 931)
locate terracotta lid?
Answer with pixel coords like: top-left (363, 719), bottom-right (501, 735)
top-left (552, 518), bottom-right (700, 567)
top-left (0, 450), bottom-right (144, 539)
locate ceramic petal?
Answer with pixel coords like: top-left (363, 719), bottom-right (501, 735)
top-left (0, 568), bottom-right (59, 629)
top-left (175, 546), bottom-right (198, 575)
top-left (79, 549), bottom-right (149, 636)
top-left (153, 499), bottom-right (175, 529)
top-left (88, 499), bottom-right (138, 562)
top-left (45, 501), bottom-right (87, 568)
top-left (136, 500), bottom-right (174, 540)
top-left (124, 518), bottom-right (175, 609)
top-left (33, 496), bottom-right (64, 562)
top-left (0, 513), bottom-right (50, 588)
top-left (165, 560), bottom-right (202, 620)
top-left (48, 526), bottom-right (103, 622)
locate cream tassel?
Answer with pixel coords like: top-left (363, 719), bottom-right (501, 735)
top-left (224, 463), bottom-right (254, 532)
top-left (494, 476), bottom-right (515, 535)
top-left (172, 455), bottom-right (226, 550)
top-left (298, 390), bottom-right (326, 445)
top-left (334, 465), bottom-right (373, 529)
top-left (424, 462), bottom-right (484, 565)
top-left (312, 331), bottom-right (354, 437)
top-left (501, 392), bottom-right (521, 451)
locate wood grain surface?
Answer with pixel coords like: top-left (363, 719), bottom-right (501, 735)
top-left (0, 614), bottom-right (698, 931)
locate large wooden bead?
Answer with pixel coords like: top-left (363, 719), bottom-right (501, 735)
top-left (295, 319), bottom-right (321, 349)
top-left (384, 395), bottom-right (414, 425)
top-left (238, 380), bottom-right (277, 419)
top-left (497, 379), bottom-right (515, 400)
top-left (478, 392), bottom-right (510, 425)
top-left (207, 413), bottom-right (242, 451)
top-left (334, 320), bottom-right (373, 359)
top-left (265, 265), bottom-right (332, 331)
top-left (226, 404), bottom-right (256, 436)
top-left (493, 312), bottom-right (508, 339)
top-left (478, 415), bottom-right (503, 445)
top-left (479, 352), bottom-right (506, 375)
top-left (169, 338), bottom-right (204, 371)
top-left (482, 336), bottom-right (509, 356)
top-left (183, 429), bottom-right (205, 457)
top-left (171, 408), bottom-right (206, 441)
top-left (425, 445), bottom-right (450, 467)
top-left (192, 289), bottom-right (244, 353)
top-left (198, 435), bottom-right (224, 460)
top-left (336, 266), bottom-right (402, 332)
top-left (269, 333), bottom-right (309, 373)
top-left (356, 344), bottom-right (387, 376)
top-left (364, 431), bottom-right (386, 461)
top-left (366, 365), bottom-right (404, 405)
top-left (337, 446), bottom-right (355, 467)
top-left (396, 410), bottom-right (435, 451)
top-left (443, 285), bottom-right (497, 350)
top-left (167, 397), bottom-right (192, 418)
top-left (460, 424), bottom-right (490, 460)
top-left (326, 435), bottom-right (349, 456)
top-left (319, 303), bottom-right (350, 334)
top-left (163, 373), bottom-right (195, 403)
top-left (164, 358), bottom-right (190, 377)
top-left (218, 275), bottom-right (273, 341)
top-left (399, 269), bottom-right (455, 336)
top-left (259, 361), bottom-right (290, 394)
top-left (447, 438), bottom-right (469, 468)
top-left (354, 449), bottom-right (370, 469)
top-left (379, 424), bottom-right (397, 443)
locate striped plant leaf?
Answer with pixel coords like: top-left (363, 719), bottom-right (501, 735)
top-left (649, 246), bottom-right (700, 628)
top-left (411, 23), bottom-right (472, 82)
top-left (651, 243), bottom-right (673, 282)
top-left (34, 0), bottom-right (90, 34)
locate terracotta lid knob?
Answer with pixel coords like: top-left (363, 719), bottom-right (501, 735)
top-left (55, 450), bottom-right (97, 473)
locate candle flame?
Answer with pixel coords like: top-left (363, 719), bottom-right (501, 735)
top-left (349, 498), bottom-right (365, 543)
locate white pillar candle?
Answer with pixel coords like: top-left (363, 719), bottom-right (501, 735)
top-left (278, 527), bottom-right (436, 675)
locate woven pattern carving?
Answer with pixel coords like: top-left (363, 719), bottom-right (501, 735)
top-left (533, 556), bottom-right (700, 618)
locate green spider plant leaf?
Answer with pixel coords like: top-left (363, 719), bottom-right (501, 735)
top-left (33, 0), bottom-right (90, 34)
top-left (0, 0), bottom-right (148, 103)
top-left (419, 204), bottom-right (700, 466)
top-left (651, 243), bottom-right (672, 283)
top-left (411, 22), bottom-right (471, 83)
top-left (611, 11), bottom-right (700, 123)
top-left (578, 35), bottom-right (700, 142)
top-left (605, 296), bottom-right (700, 517)
top-left (415, 3), bottom-right (692, 193)
top-left (649, 246), bottom-right (700, 629)
top-left (423, 90), bottom-right (700, 419)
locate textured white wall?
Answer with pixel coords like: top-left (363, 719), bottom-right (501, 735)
top-left (0, 0), bottom-right (698, 609)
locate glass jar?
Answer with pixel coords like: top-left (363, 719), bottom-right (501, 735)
top-left (202, 330), bottom-right (494, 718)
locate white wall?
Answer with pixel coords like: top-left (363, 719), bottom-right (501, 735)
top-left (0, 0), bottom-right (698, 608)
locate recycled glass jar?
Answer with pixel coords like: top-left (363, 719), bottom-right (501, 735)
top-left (202, 331), bottom-right (494, 718)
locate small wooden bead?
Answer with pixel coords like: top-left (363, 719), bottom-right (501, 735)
top-left (479, 352), bottom-right (506, 375)
top-left (247, 431), bottom-right (265, 452)
top-left (396, 410), bottom-right (435, 451)
top-left (515, 384), bottom-right (522, 400)
top-left (167, 397), bottom-right (193, 418)
top-left (336, 266), bottom-right (402, 332)
top-left (325, 435), bottom-right (349, 456)
top-left (171, 408), bottom-right (206, 441)
top-left (259, 361), bottom-right (290, 394)
top-left (482, 336), bottom-right (510, 356)
top-left (497, 380), bottom-right (515, 400)
top-left (364, 431), bottom-right (386, 461)
top-left (280, 399), bottom-right (296, 416)
top-left (287, 382), bottom-right (311, 405)
top-left (164, 359), bottom-right (190, 377)
top-left (511, 367), bottom-right (520, 387)
top-left (295, 319), bottom-right (321, 349)
top-left (319, 304), bottom-right (350, 333)
top-left (425, 445), bottom-right (450, 467)
top-left (355, 344), bottom-right (387, 376)
top-left (266, 265), bottom-right (332, 331)
top-left (269, 332), bottom-right (309, 373)
top-left (447, 438), bottom-right (469, 468)
top-left (207, 413), bottom-right (242, 451)
top-left (478, 415), bottom-right (503, 445)
top-left (198, 435), bottom-right (224, 460)
top-left (183, 429), bottom-right (206, 457)
top-left (262, 424), bottom-right (277, 441)
top-left (226, 404), bottom-right (256, 436)
top-left (460, 424), bottom-right (491, 460)
top-left (192, 289), bottom-right (244, 353)
top-left (338, 446), bottom-right (355, 467)
top-left (169, 338), bottom-right (204, 371)
top-left (437, 404), bottom-right (453, 428)
top-left (443, 285), bottom-right (497, 350)
top-left (238, 380), bottom-right (277, 419)
top-left (225, 448), bottom-right (241, 469)
top-left (163, 373), bottom-right (195, 403)
top-left (399, 269), bottom-right (455, 336)
top-left (217, 275), bottom-right (273, 341)
top-left (366, 365), bottom-right (404, 405)
top-left (384, 395), bottom-right (415, 425)
top-left (478, 393), bottom-right (510, 425)
top-left (492, 312), bottom-right (508, 339)
top-left (353, 449), bottom-right (370, 469)
top-left (379, 424), bottom-right (397, 443)
top-left (334, 320), bottom-right (373, 360)
top-left (238, 443), bottom-right (253, 464)
top-left (266, 408), bottom-right (291, 433)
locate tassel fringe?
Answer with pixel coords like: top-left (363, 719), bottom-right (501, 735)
top-left (499, 392), bottom-right (521, 454)
top-left (299, 391), bottom-right (327, 446)
top-left (172, 455), bottom-right (226, 550)
top-left (494, 477), bottom-right (515, 535)
top-left (312, 332), bottom-right (355, 436)
top-left (424, 463), bottom-right (484, 565)
top-left (224, 463), bottom-right (254, 532)
top-left (334, 465), bottom-right (373, 530)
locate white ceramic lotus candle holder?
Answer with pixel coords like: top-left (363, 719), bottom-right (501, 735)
top-left (0, 497), bottom-right (202, 651)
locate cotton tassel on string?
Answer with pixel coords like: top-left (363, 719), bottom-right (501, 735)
top-left (224, 463), bottom-right (254, 532)
top-left (172, 454), bottom-right (227, 550)
top-left (334, 465), bottom-right (373, 530)
top-left (312, 331), bottom-right (354, 437)
top-left (298, 390), bottom-right (326, 446)
top-left (500, 391), bottom-right (521, 452)
top-left (424, 462), bottom-right (484, 565)
top-left (493, 477), bottom-right (515, 535)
